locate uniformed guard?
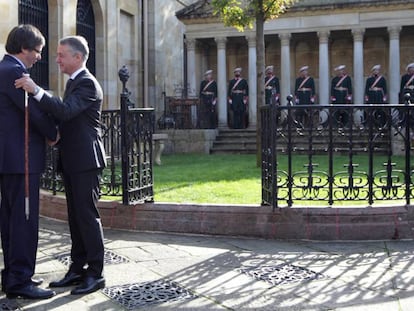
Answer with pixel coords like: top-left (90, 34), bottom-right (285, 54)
top-left (331, 65), bottom-right (352, 127)
top-left (364, 65), bottom-right (388, 127)
top-left (400, 63), bottom-right (414, 102)
top-left (294, 66), bottom-right (315, 125)
top-left (365, 65), bottom-right (387, 104)
top-left (331, 65), bottom-right (352, 104)
top-left (228, 67), bottom-right (249, 129)
top-left (199, 69), bottom-right (217, 128)
top-left (264, 65), bottom-right (280, 105)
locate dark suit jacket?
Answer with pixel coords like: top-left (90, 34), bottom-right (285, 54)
top-left (36, 69), bottom-right (106, 173)
top-left (0, 55), bottom-right (57, 174)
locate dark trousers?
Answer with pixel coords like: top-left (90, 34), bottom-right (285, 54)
top-left (62, 169), bottom-right (104, 278)
top-left (0, 174), bottom-right (40, 291)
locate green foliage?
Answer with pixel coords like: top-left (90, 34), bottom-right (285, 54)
top-left (211, 0), bottom-right (296, 31)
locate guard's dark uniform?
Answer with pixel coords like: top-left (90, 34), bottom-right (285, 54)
top-left (400, 73), bottom-right (414, 103)
top-left (228, 78), bottom-right (248, 129)
top-left (365, 75), bottom-right (387, 104)
top-left (364, 75), bottom-right (388, 127)
top-left (294, 76), bottom-right (315, 125)
top-left (331, 75), bottom-right (352, 104)
top-left (331, 75), bottom-right (352, 126)
top-left (265, 75), bottom-right (280, 105)
top-left (199, 79), bottom-right (217, 128)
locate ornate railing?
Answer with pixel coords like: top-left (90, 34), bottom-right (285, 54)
top-left (261, 95), bottom-right (414, 209)
top-left (41, 66), bottom-right (154, 205)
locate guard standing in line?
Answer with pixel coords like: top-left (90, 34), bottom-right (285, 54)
top-left (294, 65), bottom-right (315, 125)
top-left (199, 69), bottom-right (217, 128)
top-left (331, 65), bottom-right (352, 104)
top-left (228, 67), bottom-right (248, 129)
top-left (331, 65), bottom-right (352, 126)
top-left (400, 63), bottom-right (414, 102)
top-left (364, 64), bottom-right (388, 127)
top-left (365, 64), bottom-right (387, 104)
top-left (264, 65), bottom-right (280, 105)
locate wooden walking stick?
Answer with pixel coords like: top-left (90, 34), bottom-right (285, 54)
top-left (24, 89), bottom-right (30, 220)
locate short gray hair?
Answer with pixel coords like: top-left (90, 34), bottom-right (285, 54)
top-left (59, 35), bottom-right (89, 62)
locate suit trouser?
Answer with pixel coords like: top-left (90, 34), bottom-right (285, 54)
top-left (62, 168), bottom-right (104, 278)
top-left (0, 174), bottom-right (40, 291)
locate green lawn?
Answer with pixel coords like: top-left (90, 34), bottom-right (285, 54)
top-left (154, 154), bottom-right (261, 204)
top-left (153, 153), bottom-right (407, 205)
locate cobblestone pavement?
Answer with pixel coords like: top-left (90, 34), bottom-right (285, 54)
top-left (0, 216), bottom-right (413, 310)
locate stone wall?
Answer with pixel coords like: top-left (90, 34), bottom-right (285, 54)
top-left (159, 129), bottom-right (218, 154)
top-left (39, 191), bottom-right (414, 241)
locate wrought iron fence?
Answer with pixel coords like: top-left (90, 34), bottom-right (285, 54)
top-left (261, 96), bottom-right (414, 209)
top-left (41, 66), bottom-right (154, 205)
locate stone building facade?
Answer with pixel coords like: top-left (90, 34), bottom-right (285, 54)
top-left (176, 0), bottom-right (414, 129)
top-left (0, 0), bottom-right (144, 109)
top-left (2, 0), bottom-right (414, 125)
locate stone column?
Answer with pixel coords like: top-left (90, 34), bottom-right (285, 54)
top-left (246, 33), bottom-right (257, 128)
top-left (279, 33), bottom-right (291, 105)
top-left (352, 28), bottom-right (365, 105)
top-left (186, 37), bottom-right (197, 97)
top-left (215, 37), bottom-right (228, 128)
top-left (318, 30), bottom-right (330, 106)
top-left (388, 26), bottom-right (401, 105)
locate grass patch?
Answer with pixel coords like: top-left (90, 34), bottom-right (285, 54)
top-left (153, 153), bottom-right (407, 205)
top-left (154, 154), bottom-right (260, 204)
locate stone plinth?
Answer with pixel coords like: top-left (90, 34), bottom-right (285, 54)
top-left (40, 191), bottom-right (414, 241)
top-left (160, 129), bottom-right (218, 154)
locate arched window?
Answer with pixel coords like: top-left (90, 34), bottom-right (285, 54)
top-left (18, 0), bottom-right (49, 89)
top-left (77, 0), bottom-right (96, 75)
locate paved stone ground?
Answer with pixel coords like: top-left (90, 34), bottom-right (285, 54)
top-left (0, 216), bottom-right (413, 310)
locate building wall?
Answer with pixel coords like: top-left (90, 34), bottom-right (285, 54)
top-left (151, 1), bottom-right (188, 121)
top-left (0, 0), bottom-right (142, 110)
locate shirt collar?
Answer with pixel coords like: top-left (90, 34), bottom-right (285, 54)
top-left (70, 67), bottom-right (86, 80)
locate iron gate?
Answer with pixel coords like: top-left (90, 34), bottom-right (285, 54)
top-left (41, 66), bottom-right (154, 205)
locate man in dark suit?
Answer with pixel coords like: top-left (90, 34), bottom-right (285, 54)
top-left (16, 36), bottom-right (107, 295)
top-left (0, 25), bottom-right (57, 299)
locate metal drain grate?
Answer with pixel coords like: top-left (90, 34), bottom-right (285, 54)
top-left (0, 298), bottom-right (21, 310)
top-left (239, 263), bottom-right (324, 286)
top-left (55, 250), bottom-right (129, 266)
top-left (102, 280), bottom-right (196, 309)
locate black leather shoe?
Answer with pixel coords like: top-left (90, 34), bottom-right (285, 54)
top-left (6, 284), bottom-right (56, 299)
top-left (31, 278), bottom-right (43, 286)
top-left (49, 271), bottom-right (83, 288)
top-left (71, 276), bottom-right (105, 295)
top-left (1, 278), bottom-right (43, 292)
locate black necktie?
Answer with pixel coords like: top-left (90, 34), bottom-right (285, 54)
top-left (66, 78), bottom-right (73, 90)
top-left (64, 79), bottom-right (73, 98)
